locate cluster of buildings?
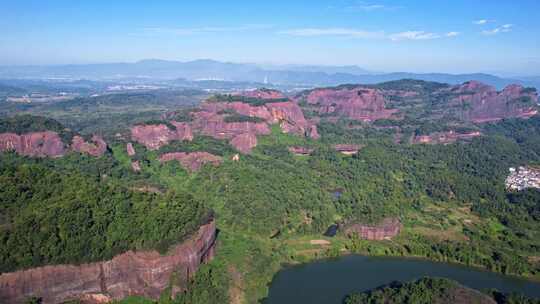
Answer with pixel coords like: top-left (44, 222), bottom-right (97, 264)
top-left (505, 166), bottom-right (540, 191)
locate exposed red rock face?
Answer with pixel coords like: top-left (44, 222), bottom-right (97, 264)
top-left (159, 152), bottom-right (222, 172)
top-left (344, 218), bottom-right (401, 240)
top-left (130, 122), bottom-right (193, 150)
top-left (412, 131), bottom-right (482, 144)
top-left (304, 87), bottom-right (397, 121)
top-left (334, 144), bottom-right (363, 155)
top-left (0, 131), bottom-right (65, 158)
top-left (238, 88), bottom-right (286, 100)
top-left (446, 81), bottom-right (538, 123)
top-left (193, 118), bottom-right (271, 140)
top-left (308, 124), bottom-right (320, 139)
top-left (0, 219), bottom-right (217, 304)
top-left (266, 101), bottom-right (311, 135)
top-left (126, 143), bottom-right (136, 157)
top-left (131, 161), bottom-right (141, 172)
top-left (201, 101), bottom-right (273, 121)
top-left (230, 133), bottom-right (258, 154)
top-left (71, 135), bottom-right (107, 157)
top-left (288, 146), bottom-right (314, 155)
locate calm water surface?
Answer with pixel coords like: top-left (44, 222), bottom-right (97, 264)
top-left (264, 255), bottom-right (540, 304)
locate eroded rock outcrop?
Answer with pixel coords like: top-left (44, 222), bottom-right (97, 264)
top-left (266, 101), bottom-right (311, 135)
top-left (303, 87), bottom-right (397, 121)
top-left (131, 161), bottom-right (141, 172)
top-left (0, 219), bottom-right (217, 304)
top-left (159, 152), bottom-right (222, 172)
top-left (71, 135), bottom-right (107, 157)
top-left (130, 122), bottom-right (193, 150)
top-left (0, 131), bottom-right (66, 158)
top-left (445, 81), bottom-right (538, 123)
top-left (412, 131), bottom-right (481, 144)
top-left (288, 146), bottom-right (314, 155)
top-left (334, 144), bottom-right (363, 155)
top-left (126, 143), bottom-right (136, 157)
top-left (344, 218), bottom-right (402, 240)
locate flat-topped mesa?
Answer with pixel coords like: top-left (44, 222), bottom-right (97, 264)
top-left (302, 86), bottom-right (397, 121)
top-left (288, 146), bottom-right (314, 156)
top-left (0, 131), bottom-right (65, 157)
top-left (447, 81), bottom-right (538, 123)
top-left (0, 219), bottom-right (217, 304)
top-left (344, 218), bottom-right (402, 240)
top-left (159, 152), bottom-right (222, 172)
top-left (71, 135), bottom-right (107, 157)
top-left (334, 144), bottom-right (363, 155)
top-left (130, 122), bottom-right (193, 150)
top-left (192, 112), bottom-right (271, 139)
top-left (412, 131), bottom-right (482, 145)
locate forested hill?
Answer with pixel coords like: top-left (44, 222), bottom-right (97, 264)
top-left (0, 151), bottom-right (211, 273)
top-left (344, 277), bottom-right (540, 304)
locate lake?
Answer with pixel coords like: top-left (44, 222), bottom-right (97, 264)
top-left (263, 255), bottom-right (540, 303)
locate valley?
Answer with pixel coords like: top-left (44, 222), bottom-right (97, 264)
top-left (1, 78), bottom-right (540, 303)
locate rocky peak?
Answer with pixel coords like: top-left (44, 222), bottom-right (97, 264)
top-left (448, 81), bottom-right (538, 123)
top-left (303, 86), bottom-right (397, 121)
top-left (455, 81), bottom-right (495, 93)
top-left (130, 122), bottom-right (193, 150)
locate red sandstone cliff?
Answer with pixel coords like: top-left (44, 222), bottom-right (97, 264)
top-left (445, 81), bottom-right (538, 123)
top-left (71, 135), bottom-right (108, 157)
top-left (131, 122), bottom-right (193, 150)
top-left (159, 152), bottom-right (222, 172)
top-left (0, 219), bottom-right (217, 304)
top-left (344, 218), bottom-right (402, 240)
top-left (0, 131), bottom-right (65, 158)
top-left (0, 132), bottom-right (109, 158)
top-left (303, 87), bottom-right (397, 121)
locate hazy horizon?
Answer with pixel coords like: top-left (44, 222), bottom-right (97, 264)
top-left (2, 1), bottom-right (540, 75)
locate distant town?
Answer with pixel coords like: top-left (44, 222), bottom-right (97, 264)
top-left (505, 166), bottom-right (540, 191)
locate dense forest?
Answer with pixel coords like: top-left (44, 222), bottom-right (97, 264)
top-left (0, 152), bottom-right (211, 272)
top-left (344, 277), bottom-right (540, 304)
top-left (1, 82), bottom-right (540, 303)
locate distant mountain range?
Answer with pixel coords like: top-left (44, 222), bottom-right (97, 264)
top-left (1, 59), bottom-right (538, 90)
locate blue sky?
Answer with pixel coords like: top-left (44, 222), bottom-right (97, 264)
top-left (1, 0), bottom-right (539, 75)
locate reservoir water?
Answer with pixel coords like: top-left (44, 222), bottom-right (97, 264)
top-left (263, 255), bottom-right (540, 303)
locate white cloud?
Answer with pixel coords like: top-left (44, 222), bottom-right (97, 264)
top-left (278, 28), bottom-right (384, 39)
top-left (342, 1), bottom-right (402, 12)
top-left (474, 19), bottom-right (489, 25)
top-left (279, 28), bottom-right (460, 41)
top-left (481, 24), bottom-right (513, 35)
top-left (349, 4), bottom-right (385, 11)
top-left (140, 24), bottom-right (272, 36)
top-left (389, 31), bottom-right (441, 41)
